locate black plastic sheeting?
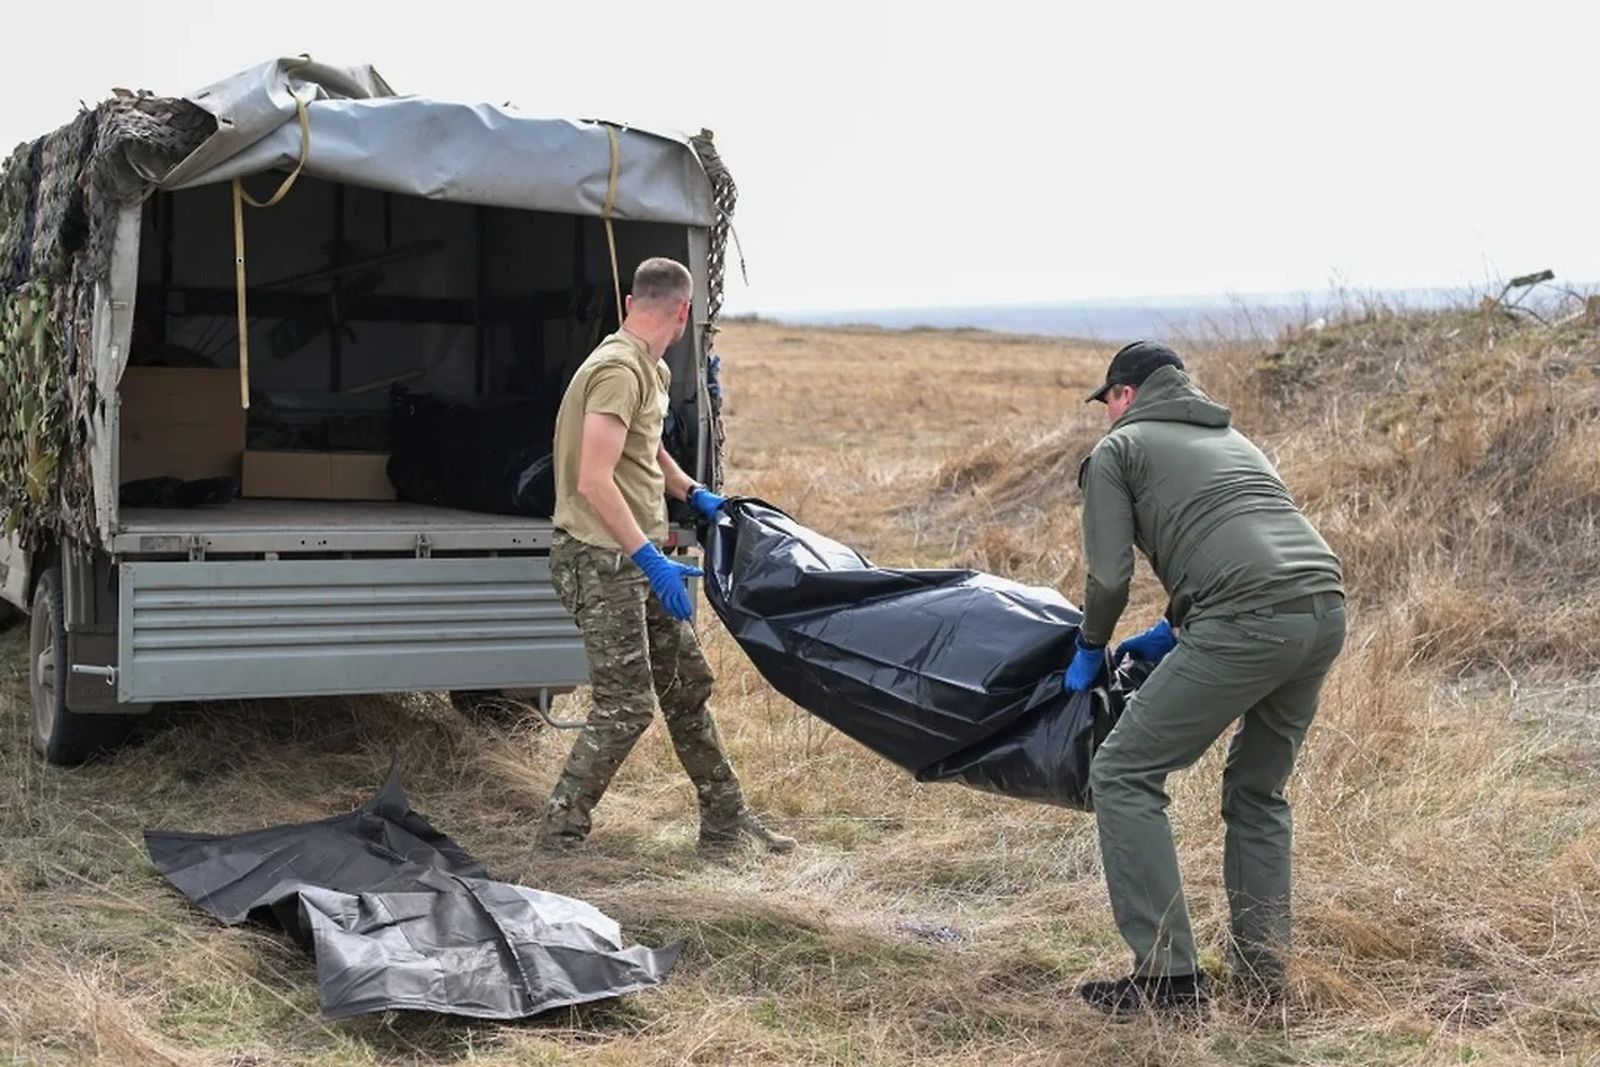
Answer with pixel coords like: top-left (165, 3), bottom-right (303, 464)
top-left (702, 500), bottom-right (1150, 810)
top-left (387, 389), bottom-right (556, 517)
top-left (145, 769), bottom-right (679, 1020)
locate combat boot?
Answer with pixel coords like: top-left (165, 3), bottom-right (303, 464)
top-left (533, 820), bottom-right (588, 852)
top-left (697, 811), bottom-right (797, 856)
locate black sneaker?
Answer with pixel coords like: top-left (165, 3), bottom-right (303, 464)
top-left (1079, 973), bottom-right (1211, 1018)
top-left (1222, 971), bottom-right (1286, 1014)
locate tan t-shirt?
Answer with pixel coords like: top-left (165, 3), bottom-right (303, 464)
top-left (551, 331), bottom-right (671, 549)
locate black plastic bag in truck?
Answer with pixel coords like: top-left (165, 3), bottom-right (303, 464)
top-left (701, 500), bottom-right (1150, 810)
top-left (387, 389), bottom-right (556, 517)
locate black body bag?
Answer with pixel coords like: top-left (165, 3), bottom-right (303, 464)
top-left (701, 500), bottom-right (1149, 810)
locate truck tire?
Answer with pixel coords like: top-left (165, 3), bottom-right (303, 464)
top-left (29, 567), bottom-right (134, 765)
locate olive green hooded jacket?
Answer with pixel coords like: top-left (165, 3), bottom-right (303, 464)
top-left (1077, 365), bottom-right (1343, 646)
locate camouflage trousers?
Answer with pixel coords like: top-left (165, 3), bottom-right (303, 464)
top-left (540, 531), bottom-right (747, 839)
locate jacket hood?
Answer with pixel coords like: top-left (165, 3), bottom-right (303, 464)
top-left (1112, 365), bottom-right (1231, 430)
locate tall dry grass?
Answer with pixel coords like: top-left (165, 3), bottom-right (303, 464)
top-left (1, 309), bottom-right (1598, 1065)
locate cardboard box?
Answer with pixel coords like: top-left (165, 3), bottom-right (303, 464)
top-left (243, 451), bottom-right (396, 501)
top-left (118, 367), bottom-right (246, 482)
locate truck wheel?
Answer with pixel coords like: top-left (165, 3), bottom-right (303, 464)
top-left (29, 567), bottom-right (134, 765)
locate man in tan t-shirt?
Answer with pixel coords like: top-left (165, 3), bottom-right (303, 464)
top-left (538, 256), bottom-right (795, 856)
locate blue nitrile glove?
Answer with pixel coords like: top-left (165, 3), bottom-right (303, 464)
top-left (631, 543), bottom-right (703, 621)
top-left (1063, 638), bottom-right (1107, 693)
top-left (1115, 619), bottom-right (1177, 666)
top-left (688, 485), bottom-right (726, 522)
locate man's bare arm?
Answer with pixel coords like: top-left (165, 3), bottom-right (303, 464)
top-left (579, 413), bottom-right (651, 552)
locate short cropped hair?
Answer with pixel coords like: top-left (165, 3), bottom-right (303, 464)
top-left (632, 257), bottom-right (693, 305)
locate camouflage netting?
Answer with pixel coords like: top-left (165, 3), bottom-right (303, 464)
top-left (688, 130), bottom-right (737, 493)
top-left (0, 94), bottom-right (214, 547)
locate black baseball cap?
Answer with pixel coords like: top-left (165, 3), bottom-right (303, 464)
top-left (1085, 340), bottom-right (1186, 403)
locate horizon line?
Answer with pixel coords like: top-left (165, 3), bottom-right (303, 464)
top-left (738, 278), bottom-right (1595, 320)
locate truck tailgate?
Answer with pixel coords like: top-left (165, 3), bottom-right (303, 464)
top-left (117, 557), bottom-right (586, 703)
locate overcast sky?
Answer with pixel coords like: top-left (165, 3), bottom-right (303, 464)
top-left (5, 1), bottom-right (1594, 313)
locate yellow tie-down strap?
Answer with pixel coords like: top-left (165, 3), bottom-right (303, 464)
top-left (602, 124), bottom-right (623, 327)
top-left (231, 86), bottom-right (312, 409)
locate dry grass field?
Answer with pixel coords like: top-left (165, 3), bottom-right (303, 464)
top-left (3, 307), bottom-right (1599, 1065)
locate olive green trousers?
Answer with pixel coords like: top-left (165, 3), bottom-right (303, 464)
top-left (1090, 593), bottom-right (1346, 983)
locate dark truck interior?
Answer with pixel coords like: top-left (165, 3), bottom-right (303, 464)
top-left (118, 175), bottom-right (703, 533)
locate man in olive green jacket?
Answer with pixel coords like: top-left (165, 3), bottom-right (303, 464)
top-left (1065, 341), bottom-right (1345, 1017)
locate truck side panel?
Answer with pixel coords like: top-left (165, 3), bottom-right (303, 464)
top-left (97, 205), bottom-right (143, 540)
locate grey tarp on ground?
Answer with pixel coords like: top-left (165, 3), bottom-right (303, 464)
top-left (144, 768), bottom-right (679, 1020)
top-left (155, 56), bottom-right (717, 226)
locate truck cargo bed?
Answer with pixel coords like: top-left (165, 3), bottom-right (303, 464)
top-left (113, 500), bottom-right (553, 556)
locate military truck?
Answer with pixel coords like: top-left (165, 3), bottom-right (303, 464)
top-left (0, 58), bottom-right (735, 763)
